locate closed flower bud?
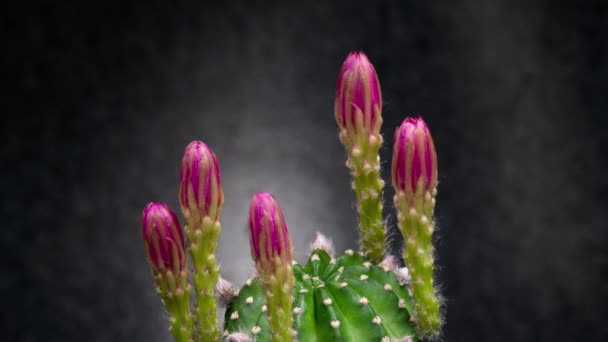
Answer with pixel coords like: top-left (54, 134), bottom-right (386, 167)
top-left (179, 141), bottom-right (224, 222)
top-left (392, 117), bottom-right (438, 196)
top-left (248, 192), bottom-right (293, 267)
top-left (247, 193), bottom-right (295, 341)
top-left (334, 51), bottom-right (382, 139)
top-left (142, 202), bottom-right (186, 272)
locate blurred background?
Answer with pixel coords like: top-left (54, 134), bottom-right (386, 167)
top-left (3, 0), bottom-right (608, 341)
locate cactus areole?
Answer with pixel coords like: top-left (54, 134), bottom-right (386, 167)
top-left (140, 51), bottom-right (443, 342)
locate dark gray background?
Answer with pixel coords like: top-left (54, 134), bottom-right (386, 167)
top-left (3, 0), bottom-right (608, 341)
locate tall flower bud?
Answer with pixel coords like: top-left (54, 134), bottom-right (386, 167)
top-left (248, 192), bottom-right (294, 342)
top-left (334, 51), bottom-right (386, 262)
top-left (142, 202), bottom-right (186, 273)
top-left (391, 116), bottom-right (441, 337)
top-left (141, 203), bottom-right (193, 342)
top-left (248, 192), bottom-right (293, 273)
top-left (178, 140), bottom-right (224, 341)
top-left (335, 51), bottom-right (382, 145)
top-left (179, 140), bottom-right (224, 223)
top-left (392, 117), bottom-right (438, 202)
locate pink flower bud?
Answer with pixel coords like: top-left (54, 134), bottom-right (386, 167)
top-left (142, 202), bottom-right (186, 272)
top-left (334, 51), bottom-right (382, 136)
top-left (179, 141), bottom-right (224, 221)
top-left (392, 117), bottom-right (438, 194)
top-left (248, 192), bottom-right (293, 266)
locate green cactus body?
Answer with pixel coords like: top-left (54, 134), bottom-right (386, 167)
top-left (224, 249), bottom-right (418, 341)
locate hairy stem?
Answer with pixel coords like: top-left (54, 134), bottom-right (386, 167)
top-left (187, 217), bottom-right (221, 341)
top-left (261, 257), bottom-right (294, 342)
top-left (345, 132), bottom-right (386, 263)
top-left (156, 269), bottom-right (194, 342)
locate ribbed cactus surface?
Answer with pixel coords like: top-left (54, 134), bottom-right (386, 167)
top-left (224, 249), bottom-right (419, 341)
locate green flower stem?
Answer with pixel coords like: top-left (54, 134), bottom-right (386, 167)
top-left (395, 185), bottom-right (440, 337)
top-left (156, 270), bottom-right (194, 342)
top-left (168, 303), bottom-right (193, 342)
top-left (260, 257), bottom-right (294, 342)
top-left (344, 132), bottom-right (386, 263)
top-left (186, 216), bottom-right (221, 341)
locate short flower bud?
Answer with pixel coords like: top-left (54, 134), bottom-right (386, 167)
top-left (142, 203), bottom-right (186, 273)
top-left (248, 192), bottom-right (293, 268)
top-left (391, 117), bottom-right (438, 196)
top-left (179, 141), bottom-right (224, 221)
top-left (334, 51), bottom-right (382, 139)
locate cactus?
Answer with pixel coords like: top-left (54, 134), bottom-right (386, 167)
top-left (139, 51), bottom-right (443, 341)
top-left (224, 245), bottom-right (417, 341)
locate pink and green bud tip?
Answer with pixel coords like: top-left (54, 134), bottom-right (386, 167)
top-left (392, 117), bottom-right (438, 204)
top-left (142, 202), bottom-right (186, 273)
top-left (179, 140), bottom-right (224, 223)
top-left (335, 51), bottom-right (382, 142)
top-left (248, 192), bottom-right (293, 270)
top-left (248, 192), bottom-right (295, 342)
